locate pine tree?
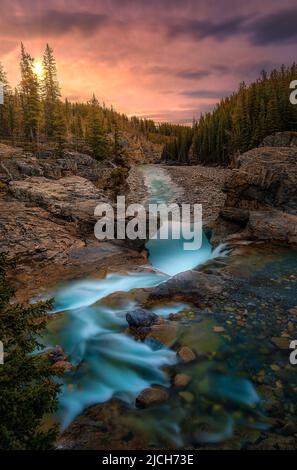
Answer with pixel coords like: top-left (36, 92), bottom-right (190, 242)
top-left (86, 95), bottom-right (106, 160)
top-left (0, 63), bottom-right (12, 140)
top-left (19, 44), bottom-right (40, 142)
top-left (113, 124), bottom-right (127, 165)
top-left (0, 254), bottom-right (60, 450)
top-left (41, 44), bottom-right (61, 139)
top-left (53, 102), bottom-right (66, 156)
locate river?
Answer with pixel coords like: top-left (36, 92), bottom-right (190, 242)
top-left (42, 165), bottom-right (297, 449)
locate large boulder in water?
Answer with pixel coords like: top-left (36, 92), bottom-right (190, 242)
top-left (126, 308), bottom-right (157, 327)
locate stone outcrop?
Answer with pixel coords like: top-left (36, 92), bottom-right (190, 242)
top-left (260, 131), bottom-right (297, 148)
top-left (0, 147), bottom-right (114, 185)
top-left (147, 269), bottom-right (225, 304)
top-left (212, 143), bottom-right (297, 245)
top-left (9, 175), bottom-right (107, 234)
top-left (0, 144), bottom-right (150, 300)
top-left (0, 199), bottom-right (85, 267)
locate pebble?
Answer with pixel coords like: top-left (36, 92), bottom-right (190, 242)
top-left (177, 346), bottom-right (196, 363)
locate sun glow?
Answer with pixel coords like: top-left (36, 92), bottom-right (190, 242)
top-left (33, 60), bottom-right (43, 78)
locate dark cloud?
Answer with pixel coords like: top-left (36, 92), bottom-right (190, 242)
top-left (175, 69), bottom-right (210, 80)
top-left (0, 9), bottom-right (109, 38)
top-left (181, 90), bottom-right (232, 99)
top-left (247, 8), bottom-right (297, 45)
top-left (143, 65), bottom-right (211, 80)
top-left (167, 7), bottom-right (297, 47)
top-left (168, 15), bottom-right (249, 41)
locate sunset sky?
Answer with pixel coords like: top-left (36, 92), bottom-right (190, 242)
top-left (1, 0), bottom-right (297, 124)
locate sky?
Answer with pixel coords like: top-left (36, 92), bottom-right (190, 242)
top-left (0, 0), bottom-right (297, 124)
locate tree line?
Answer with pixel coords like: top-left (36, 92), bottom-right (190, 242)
top-left (162, 64), bottom-right (297, 165)
top-left (0, 44), bottom-right (182, 158)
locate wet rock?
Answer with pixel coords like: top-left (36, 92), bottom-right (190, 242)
top-left (147, 322), bottom-right (178, 347)
top-left (271, 337), bottom-right (290, 350)
top-left (148, 270), bottom-right (225, 304)
top-left (136, 387), bottom-right (169, 408)
top-left (51, 360), bottom-right (73, 371)
top-left (213, 326), bottom-right (225, 333)
top-left (179, 391), bottom-right (194, 403)
top-left (177, 346), bottom-right (196, 363)
top-left (126, 308), bottom-right (157, 328)
top-left (47, 346), bottom-right (68, 364)
top-left (173, 373), bottom-right (191, 388)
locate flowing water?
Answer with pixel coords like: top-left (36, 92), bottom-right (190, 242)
top-left (43, 165), bottom-right (289, 448)
top-left (44, 165), bottom-right (217, 431)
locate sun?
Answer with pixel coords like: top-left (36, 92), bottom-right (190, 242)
top-left (33, 60), bottom-right (43, 78)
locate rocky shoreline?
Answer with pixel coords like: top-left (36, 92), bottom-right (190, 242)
top-left (163, 164), bottom-right (232, 228)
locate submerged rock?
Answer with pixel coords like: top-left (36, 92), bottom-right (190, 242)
top-left (173, 373), bottom-right (191, 388)
top-left (177, 346), bottom-right (196, 363)
top-left (136, 386), bottom-right (169, 408)
top-left (147, 321), bottom-right (178, 347)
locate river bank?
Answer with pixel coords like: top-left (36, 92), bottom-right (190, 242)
top-left (163, 165), bottom-right (232, 227)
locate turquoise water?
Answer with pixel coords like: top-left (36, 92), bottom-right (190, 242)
top-left (44, 165), bottom-right (216, 430)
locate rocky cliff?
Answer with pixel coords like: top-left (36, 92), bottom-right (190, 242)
top-left (212, 136), bottom-right (297, 245)
top-left (0, 143), bottom-right (147, 300)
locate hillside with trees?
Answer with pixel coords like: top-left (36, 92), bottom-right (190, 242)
top-left (0, 44), bottom-right (182, 159)
top-left (161, 64), bottom-right (297, 165)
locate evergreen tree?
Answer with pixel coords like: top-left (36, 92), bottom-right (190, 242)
top-left (0, 254), bottom-right (60, 450)
top-left (86, 95), bottom-right (106, 160)
top-left (41, 44), bottom-right (61, 139)
top-left (19, 44), bottom-right (40, 142)
top-left (0, 63), bottom-right (12, 140)
top-left (113, 124), bottom-right (127, 165)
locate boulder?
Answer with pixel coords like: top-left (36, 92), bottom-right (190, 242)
top-left (212, 144), bottom-right (297, 244)
top-left (126, 308), bottom-right (158, 328)
top-left (177, 346), bottom-right (196, 363)
top-left (147, 321), bottom-right (178, 347)
top-left (148, 270), bottom-right (225, 304)
top-left (173, 373), bottom-right (191, 388)
top-left (136, 387), bottom-right (169, 408)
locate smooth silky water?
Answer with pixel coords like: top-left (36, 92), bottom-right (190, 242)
top-left (43, 165), bottom-right (262, 445)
